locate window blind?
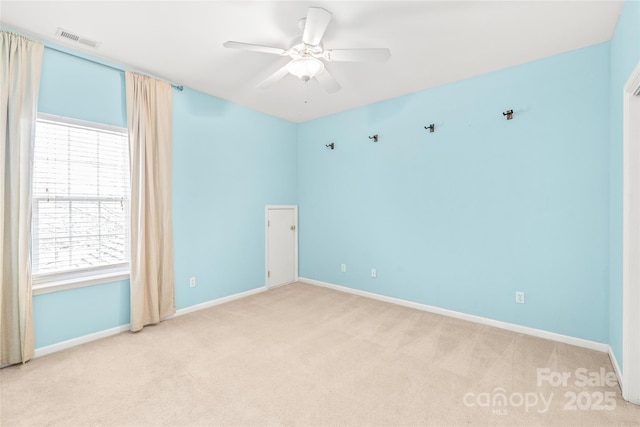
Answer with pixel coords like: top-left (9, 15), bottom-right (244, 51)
top-left (32, 114), bottom-right (130, 277)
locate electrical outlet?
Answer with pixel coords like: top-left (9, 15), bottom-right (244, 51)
top-left (341, 264), bottom-right (346, 273)
top-left (189, 277), bottom-right (196, 288)
top-left (371, 268), bottom-right (377, 278)
top-left (515, 291), bottom-right (525, 304)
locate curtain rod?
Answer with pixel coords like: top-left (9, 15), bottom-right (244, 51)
top-left (45, 45), bottom-right (184, 91)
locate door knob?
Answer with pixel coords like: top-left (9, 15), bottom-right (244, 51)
top-left (290, 225), bottom-right (296, 231)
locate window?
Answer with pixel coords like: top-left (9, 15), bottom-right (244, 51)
top-left (32, 114), bottom-right (130, 288)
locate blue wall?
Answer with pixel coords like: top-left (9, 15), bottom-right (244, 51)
top-left (172, 88), bottom-right (297, 309)
top-left (298, 43), bottom-right (611, 343)
top-left (609, 0), bottom-right (640, 370)
top-left (33, 281), bottom-right (130, 346)
top-left (33, 48), bottom-right (297, 348)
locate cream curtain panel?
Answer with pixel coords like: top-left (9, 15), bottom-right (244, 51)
top-left (125, 71), bottom-right (175, 332)
top-left (0, 31), bottom-right (44, 364)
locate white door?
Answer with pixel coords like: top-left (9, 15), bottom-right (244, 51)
top-left (266, 205), bottom-right (298, 288)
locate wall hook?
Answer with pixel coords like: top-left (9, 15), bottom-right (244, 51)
top-left (325, 143), bottom-right (335, 150)
top-left (503, 109), bottom-right (514, 120)
top-left (424, 124), bottom-right (435, 133)
top-left (369, 134), bottom-right (379, 142)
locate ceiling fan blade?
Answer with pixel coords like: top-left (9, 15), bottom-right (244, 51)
top-left (324, 48), bottom-right (391, 63)
top-left (223, 41), bottom-right (287, 56)
top-left (257, 64), bottom-right (290, 89)
top-left (302, 7), bottom-right (332, 46)
top-left (315, 69), bottom-right (341, 94)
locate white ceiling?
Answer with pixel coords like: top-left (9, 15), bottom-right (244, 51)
top-left (0, 1), bottom-right (624, 123)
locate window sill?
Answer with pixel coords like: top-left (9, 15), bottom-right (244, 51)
top-left (32, 271), bottom-right (130, 295)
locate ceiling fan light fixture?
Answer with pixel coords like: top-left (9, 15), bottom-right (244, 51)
top-left (287, 57), bottom-right (324, 81)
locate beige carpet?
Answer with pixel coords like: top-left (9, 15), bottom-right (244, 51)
top-left (1, 282), bottom-right (639, 426)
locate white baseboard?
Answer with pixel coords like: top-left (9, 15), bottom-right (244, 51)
top-left (299, 277), bottom-right (609, 353)
top-left (609, 346), bottom-right (625, 393)
top-left (33, 285), bottom-right (268, 359)
top-left (171, 286), bottom-right (267, 317)
top-left (33, 324), bottom-right (131, 359)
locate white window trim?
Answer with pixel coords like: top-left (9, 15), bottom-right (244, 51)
top-left (32, 113), bottom-right (131, 295)
top-left (32, 267), bottom-right (130, 295)
top-left (37, 112), bottom-right (129, 136)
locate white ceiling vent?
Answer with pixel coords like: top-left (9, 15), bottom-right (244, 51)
top-left (55, 28), bottom-right (101, 48)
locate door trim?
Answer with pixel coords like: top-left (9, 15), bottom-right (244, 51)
top-left (265, 205), bottom-right (298, 289)
top-left (622, 60), bottom-right (640, 405)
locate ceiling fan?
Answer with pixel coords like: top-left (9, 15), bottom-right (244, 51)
top-left (223, 7), bottom-right (391, 93)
